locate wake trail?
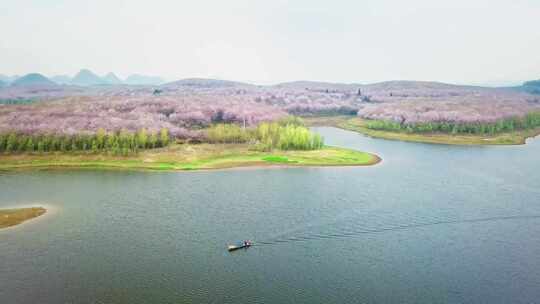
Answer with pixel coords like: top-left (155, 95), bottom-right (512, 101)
top-left (255, 214), bottom-right (540, 246)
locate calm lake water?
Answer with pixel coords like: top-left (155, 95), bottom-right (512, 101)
top-left (1, 127), bottom-right (540, 304)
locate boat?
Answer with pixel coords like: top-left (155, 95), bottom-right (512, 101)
top-left (228, 240), bottom-right (252, 251)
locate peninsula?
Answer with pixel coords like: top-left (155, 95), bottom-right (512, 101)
top-left (0, 207), bottom-right (46, 229)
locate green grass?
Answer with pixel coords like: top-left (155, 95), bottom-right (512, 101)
top-left (0, 144), bottom-right (380, 172)
top-left (304, 115), bottom-right (540, 145)
top-left (261, 156), bottom-right (297, 163)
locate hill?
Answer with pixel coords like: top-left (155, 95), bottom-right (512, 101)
top-left (125, 74), bottom-right (164, 85)
top-left (51, 75), bottom-right (72, 85)
top-left (71, 69), bottom-right (107, 86)
top-left (523, 79), bottom-right (540, 87)
top-left (11, 73), bottom-right (57, 87)
top-left (275, 80), bottom-right (359, 91)
top-left (0, 74), bottom-right (20, 84)
top-left (162, 78), bottom-right (252, 89)
top-left (510, 79), bottom-right (540, 95)
top-left (103, 72), bottom-right (123, 85)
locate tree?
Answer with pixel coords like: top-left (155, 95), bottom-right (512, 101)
top-left (96, 128), bottom-right (106, 149)
top-left (70, 137), bottom-right (77, 152)
top-left (118, 129), bottom-right (129, 153)
top-left (160, 128), bottom-right (169, 147)
top-left (137, 128), bottom-right (148, 149)
top-left (37, 140), bottom-right (45, 153)
top-left (17, 136), bottom-right (28, 152)
top-left (0, 134), bottom-right (6, 152)
top-left (148, 132), bottom-right (158, 148)
top-left (105, 133), bottom-right (115, 151)
top-left (91, 139), bottom-right (98, 153)
top-left (26, 137), bottom-right (35, 152)
top-left (6, 133), bottom-right (17, 153)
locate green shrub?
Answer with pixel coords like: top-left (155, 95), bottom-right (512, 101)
top-left (207, 124), bottom-right (251, 143)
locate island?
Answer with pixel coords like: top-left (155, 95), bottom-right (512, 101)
top-left (0, 207), bottom-right (46, 229)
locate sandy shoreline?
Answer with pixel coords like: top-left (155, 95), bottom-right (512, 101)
top-left (0, 204), bottom-right (57, 231)
top-left (0, 153), bottom-right (382, 173)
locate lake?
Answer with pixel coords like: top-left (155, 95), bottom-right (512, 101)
top-left (1, 127), bottom-right (540, 304)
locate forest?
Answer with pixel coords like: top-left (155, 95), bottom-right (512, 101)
top-left (2, 79), bottom-right (540, 149)
top-left (0, 96), bottom-right (285, 139)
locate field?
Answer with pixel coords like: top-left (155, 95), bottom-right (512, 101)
top-left (0, 144), bottom-right (380, 171)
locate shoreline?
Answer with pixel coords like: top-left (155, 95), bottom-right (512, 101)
top-left (305, 116), bottom-right (540, 146)
top-left (0, 206), bottom-right (48, 230)
top-left (0, 145), bottom-right (381, 173)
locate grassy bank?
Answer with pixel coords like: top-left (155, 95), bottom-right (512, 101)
top-left (0, 143), bottom-right (380, 172)
top-left (0, 207), bottom-right (46, 229)
top-left (305, 116), bottom-right (540, 145)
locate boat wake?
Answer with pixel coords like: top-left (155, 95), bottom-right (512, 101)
top-left (256, 214), bottom-right (540, 246)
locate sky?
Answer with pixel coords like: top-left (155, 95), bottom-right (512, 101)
top-left (1, 0), bottom-right (539, 85)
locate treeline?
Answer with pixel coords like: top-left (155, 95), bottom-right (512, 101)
top-left (0, 99), bottom-right (36, 105)
top-left (365, 112), bottom-right (540, 135)
top-left (206, 116), bottom-right (324, 151)
top-left (0, 128), bottom-right (170, 155)
top-left (287, 107), bottom-right (358, 116)
top-left (1, 116), bottom-right (325, 154)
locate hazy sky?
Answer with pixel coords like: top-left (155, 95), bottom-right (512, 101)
top-left (1, 0), bottom-right (539, 85)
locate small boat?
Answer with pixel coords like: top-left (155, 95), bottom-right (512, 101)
top-left (228, 240), bottom-right (253, 251)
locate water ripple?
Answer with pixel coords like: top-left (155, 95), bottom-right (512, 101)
top-left (256, 214), bottom-right (540, 246)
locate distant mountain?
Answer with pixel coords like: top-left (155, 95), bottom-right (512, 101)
top-left (0, 74), bottom-right (10, 83)
top-left (521, 79), bottom-right (540, 94)
top-left (71, 69), bottom-right (107, 86)
top-left (0, 74), bottom-right (19, 84)
top-left (361, 80), bottom-right (480, 90)
top-left (275, 80), bottom-right (359, 91)
top-left (125, 74), bottom-right (164, 85)
top-left (275, 80), bottom-right (485, 92)
top-left (51, 75), bottom-right (72, 85)
top-left (162, 78), bottom-right (251, 89)
top-left (523, 79), bottom-right (540, 87)
top-left (103, 72), bottom-right (123, 85)
top-left (11, 73), bottom-right (57, 87)
top-left (0, 79), bottom-right (5, 88)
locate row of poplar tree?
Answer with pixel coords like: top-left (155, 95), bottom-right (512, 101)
top-left (0, 128), bottom-right (170, 155)
top-left (365, 112), bottom-right (540, 134)
top-left (206, 116), bottom-right (324, 151)
top-left (1, 116), bottom-right (326, 155)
